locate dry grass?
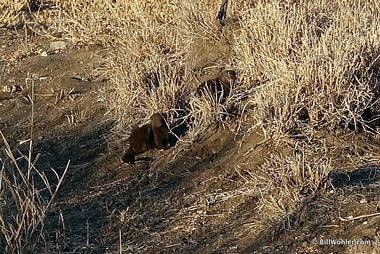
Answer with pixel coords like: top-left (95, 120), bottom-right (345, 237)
top-left (0, 137), bottom-right (69, 252)
top-left (0, 77), bottom-right (68, 252)
top-left (2, 0), bottom-right (380, 252)
top-left (236, 0), bottom-right (380, 133)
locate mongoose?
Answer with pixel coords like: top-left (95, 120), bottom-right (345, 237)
top-left (196, 70), bottom-right (237, 102)
top-left (122, 113), bottom-right (170, 164)
top-left (122, 124), bottom-right (156, 164)
top-left (150, 113), bottom-right (170, 149)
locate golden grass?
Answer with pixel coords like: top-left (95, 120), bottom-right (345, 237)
top-left (236, 0), bottom-right (380, 131)
top-left (0, 132), bottom-right (68, 253)
top-left (2, 0), bottom-right (380, 251)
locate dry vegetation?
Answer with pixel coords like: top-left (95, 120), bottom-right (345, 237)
top-left (1, 0), bottom-right (380, 252)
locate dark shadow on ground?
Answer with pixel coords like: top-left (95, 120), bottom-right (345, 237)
top-left (26, 121), bottom-right (113, 252)
top-left (331, 167), bottom-right (380, 187)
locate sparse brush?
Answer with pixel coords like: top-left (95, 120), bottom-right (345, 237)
top-left (0, 132), bottom-right (69, 253)
top-left (234, 0), bottom-right (380, 134)
top-left (0, 78), bottom-right (68, 252)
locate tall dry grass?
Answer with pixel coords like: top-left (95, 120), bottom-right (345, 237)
top-left (0, 135), bottom-right (68, 253)
top-left (232, 0), bottom-right (380, 236)
top-left (2, 0), bottom-right (380, 251)
top-left (235, 0), bottom-right (380, 134)
top-left (0, 80), bottom-right (68, 252)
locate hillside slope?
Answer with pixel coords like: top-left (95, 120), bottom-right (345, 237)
top-left (1, 0), bottom-right (380, 253)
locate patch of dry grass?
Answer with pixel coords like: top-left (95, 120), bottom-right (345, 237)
top-left (0, 1), bottom-right (26, 27)
top-left (230, 0), bottom-right (380, 233)
top-left (0, 78), bottom-right (68, 252)
top-left (0, 145), bottom-right (68, 253)
top-left (236, 0), bottom-right (380, 133)
top-left (0, 133), bottom-right (68, 253)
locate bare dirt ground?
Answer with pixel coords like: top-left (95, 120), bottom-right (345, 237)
top-left (1, 25), bottom-right (380, 253)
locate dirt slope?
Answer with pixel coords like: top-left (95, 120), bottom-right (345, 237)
top-left (1, 26), bottom-right (380, 254)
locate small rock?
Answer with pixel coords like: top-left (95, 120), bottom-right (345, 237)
top-left (50, 41), bottom-right (67, 51)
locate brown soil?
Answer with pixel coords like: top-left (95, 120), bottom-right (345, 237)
top-left (1, 25), bottom-right (380, 254)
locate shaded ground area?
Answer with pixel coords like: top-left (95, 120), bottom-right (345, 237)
top-left (1, 27), bottom-right (380, 253)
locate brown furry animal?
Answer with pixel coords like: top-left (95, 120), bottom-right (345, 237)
top-left (121, 124), bottom-right (156, 164)
top-left (150, 113), bottom-right (170, 149)
top-left (196, 70), bottom-right (237, 102)
top-left (122, 113), bottom-right (170, 164)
